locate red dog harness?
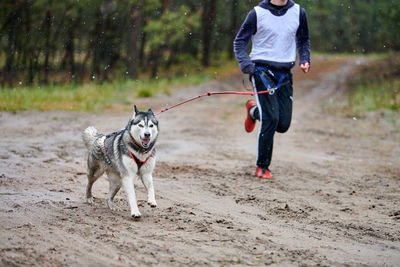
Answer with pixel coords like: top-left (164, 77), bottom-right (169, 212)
top-left (103, 131), bottom-right (152, 170)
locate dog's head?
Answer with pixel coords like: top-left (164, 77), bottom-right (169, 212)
top-left (128, 105), bottom-right (159, 149)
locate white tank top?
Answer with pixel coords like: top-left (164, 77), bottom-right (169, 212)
top-left (250, 4), bottom-right (300, 63)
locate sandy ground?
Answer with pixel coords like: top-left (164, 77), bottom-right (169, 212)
top-left (1, 56), bottom-right (400, 266)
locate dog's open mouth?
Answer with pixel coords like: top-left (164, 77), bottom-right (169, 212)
top-left (141, 137), bottom-right (150, 147)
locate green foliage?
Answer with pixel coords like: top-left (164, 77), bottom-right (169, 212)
top-left (347, 54), bottom-right (400, 113)
top-left (144, 6), bottom-right (200, 49)
top-left (349, 80), bottom-right (400, 112)
top-left (137, 87), bottom-right (154, 98)
top-left (0, 60), bottom-right (234, 112)
top-left (0, 0), bottom-right (399, 87)
top-left (296, 0), bottom-right (400, 53)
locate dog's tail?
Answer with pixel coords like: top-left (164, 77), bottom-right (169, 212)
top-left (82, 126), bottom-right (99, 149)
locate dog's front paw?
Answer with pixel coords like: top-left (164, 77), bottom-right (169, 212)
top-left (87, 197), bottom-right (94, 204)
top-left (147, 200), bottom-right (157, 208)
top-left (131, 211), bottom-right (142, 219)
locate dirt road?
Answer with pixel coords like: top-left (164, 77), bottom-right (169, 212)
top-left (1, 56), bottom-right (399, 266)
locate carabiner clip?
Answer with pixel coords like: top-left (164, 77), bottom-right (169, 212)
top-left (269, 88), bottom-right (275, 95)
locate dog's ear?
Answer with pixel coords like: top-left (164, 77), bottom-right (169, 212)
top-left (132, 105), bottom-right (139, 119)
top-left (148, 108), bottom-right (154, 115)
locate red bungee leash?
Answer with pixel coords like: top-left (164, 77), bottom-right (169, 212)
top-left (155, 89), bottom-right (272, 116)
top-left (154, 66), bottom-right (291, 116)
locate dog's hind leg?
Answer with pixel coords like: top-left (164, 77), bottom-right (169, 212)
top-left (86, 167), bottom-right (104, 204)
top-left (106, 172), bottom-right (122, 211)
top-left (141, 173), bottom-right (157, 208)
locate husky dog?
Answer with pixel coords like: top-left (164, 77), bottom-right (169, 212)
top-left (82, 105), bottom-right (159, 218)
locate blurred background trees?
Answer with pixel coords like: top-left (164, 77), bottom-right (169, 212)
top-left (0, 0), bottom-right (399, 87)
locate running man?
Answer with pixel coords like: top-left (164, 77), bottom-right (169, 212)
top-left (234, 0), bottom-right (310, 179)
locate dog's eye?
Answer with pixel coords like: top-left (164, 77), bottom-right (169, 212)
top-left (138, 124), bottom-right (144, 128)
top-left (149, 124), bottom-right (154, 128)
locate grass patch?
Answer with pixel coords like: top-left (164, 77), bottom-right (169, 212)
top-left (0, 61), bottom-right (237, 113)
top-left (345, 53), bottom-right (400, 115)
top-left (348, 80), bottom-right (400, 112)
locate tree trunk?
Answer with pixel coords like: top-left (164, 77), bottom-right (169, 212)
top-left (127, 0), bottom-right (141, 79)
top-left (162, 0), bottom-right (170, 11)
top-left (2, 6), bottom-right (22, 86)
top-left (91, 8), bottom-right (103, 81)
top-left (166, 43), bottom-right (178, 69)
top-left (228, 0), bottom-right (238, 59)
top-left (21, 1), bottom-right (33, 85)
top-left (201, 0), bottom-right (217, 67)
top-left (150, 49), bottom-right (161, 79)
top-left (76, 7), bottom-right (84, 81)
top-left (65, 15), bottom-right (76, 82)
top-left (43, 10), bottom-right (52, 84)
top-left (149, 0), bottom-right (170, 78)
top-left (139, 31), bottom-right (147, 68)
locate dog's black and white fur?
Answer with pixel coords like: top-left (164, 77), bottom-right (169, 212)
top-left (82, 106), bottom-right (159, 218)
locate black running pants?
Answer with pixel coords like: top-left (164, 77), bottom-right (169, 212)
top-left (251, 70), bottom-right (293, 169)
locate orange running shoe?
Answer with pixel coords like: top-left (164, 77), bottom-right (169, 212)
top-left (245, 100), bottom-right (257, 133)
top-left (255, 167), bottom-right (273, 179)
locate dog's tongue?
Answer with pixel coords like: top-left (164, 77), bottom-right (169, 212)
top-left (141, 138), bottom-right (150, 146)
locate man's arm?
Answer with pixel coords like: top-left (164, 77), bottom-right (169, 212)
top-left (233, 9), bottom-right (257, 74)
top-left (296, 7), bottom-right (310, 73)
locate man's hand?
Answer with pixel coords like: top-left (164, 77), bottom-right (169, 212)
top-left (300, 62), bottom-right (310, 73)
top-left (242, 63), bottom-right (256, 75)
